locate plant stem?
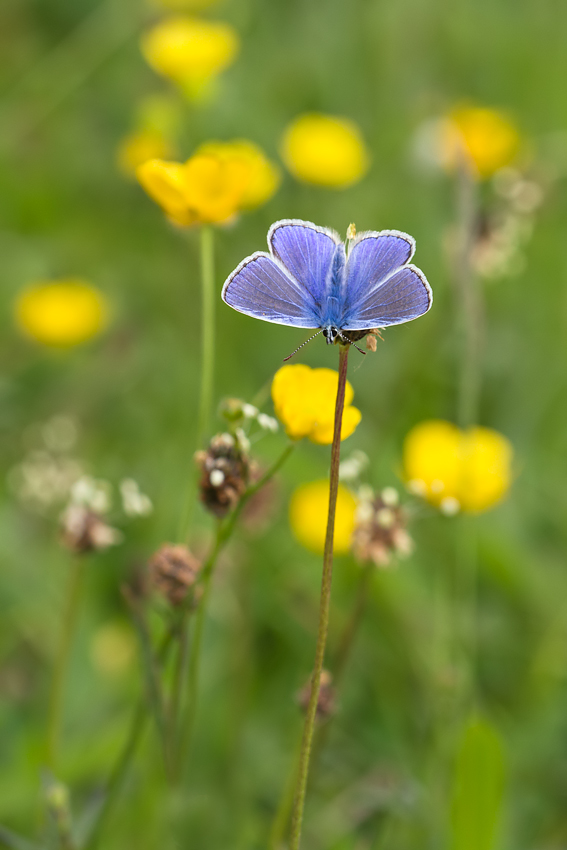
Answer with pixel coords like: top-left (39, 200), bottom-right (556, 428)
top-left (84, 631), bottom-right (175, 850)
top-left (177, 224), bottom-right (216, 543)
top-left (455, 159), bottom-right (482, 430)
top-left (289, 344), bottom-right (350, 850)
top-left (198, 224), bottom-right (215, 449)
top-left (176, 442), bottom-right (295, 778)
top-left (46, 557), bottom-right (84, 768)
top-left (123, 589), bottom-right (171, 779)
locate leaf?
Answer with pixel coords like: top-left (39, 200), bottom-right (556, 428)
top-left (0, 826), bottom-right (45, 850)
top-left (450, 715), bottom-right (506, 850)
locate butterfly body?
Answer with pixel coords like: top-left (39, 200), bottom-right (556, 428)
top-left (222, 219), bottom-right (432, 342)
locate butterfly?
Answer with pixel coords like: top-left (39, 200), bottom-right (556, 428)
top-left (222, 219), bottom-right (432, 354)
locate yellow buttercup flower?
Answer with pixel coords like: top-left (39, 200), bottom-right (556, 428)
top-left (117, 128), bottom-right (175, 177)
top-left (137, 152), bottom-right (248, 226)
top-left (290, 480), bottom-right (357, 554)
top-left (141, 16), bottom-right (239, 98)
top-left (15, 279), bottom-right (109, 347)
top-left (198, 140), bottom-right (280, 209)
top-left (442, 106), bottom-right (520, 179)
top-left (281, 113), bottom-right (369, 188)
top-left (137, 140), bottom-right (279, 226)
top-left (403, 420), bottom-right (513, 513)
top-left (271, 364), bottom-right (361, 445)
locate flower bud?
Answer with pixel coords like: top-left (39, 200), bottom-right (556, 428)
top-left (195, 433), bottom-right (249, 517)
top-left (297, 669), bottom-right (335, 720)
top-left (147, 543), bottom-right (201, 606)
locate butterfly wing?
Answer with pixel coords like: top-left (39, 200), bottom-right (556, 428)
top-left (222, 219), bottom-right (342, 329)
top-left (222, 252), bottom-right (321, 328)
top-left (341, 231), bottom-right (431, 329)
top-left (269, 219), bottom-right (342, 308)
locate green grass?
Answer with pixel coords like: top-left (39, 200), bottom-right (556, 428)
top-left (2, 0), bottom-right (567, 847)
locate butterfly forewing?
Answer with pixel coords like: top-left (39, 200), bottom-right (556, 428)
top-left (221, 253), bottom-right (321, 328)
top-left (269, 220), bottom-right (342, 307)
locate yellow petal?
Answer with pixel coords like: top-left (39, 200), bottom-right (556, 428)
top-left (459, 427), bottom-right (513, 512)
top-left (289, 480), bottom-right (357, 554)
top-left (403, 419), bottom-right (513, 513)
top-left (442, 106), bottom-right (520, 179)
top-left (281, 113), bottom-right (369, 188)
top-left (136, 158), bottom-right (197, 225)
top-left (181, 153), bottom-right (246, 223)
top-left (141, 16), bottom-right (239, 86)
top-left (271, 364), bottom-right (360, 443)
top-left (15, 279), bottom-right (109, 347)
top-left (117, 129), bottom-right (174, 178)
top-left (309, 405), bottom-right (361, 445)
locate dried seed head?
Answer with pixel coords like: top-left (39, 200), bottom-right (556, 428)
top-left (352, 488), bottom-right (413, 567)
top-left (297, 669), bottom-right (335, 720)
top-left (61, 504), bottom-right (122, 554)
top-left (147, 543), bottom-right (201, 606)
top-left (195, 432), bottom-right (250, 518)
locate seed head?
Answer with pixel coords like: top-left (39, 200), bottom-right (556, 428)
top-left (148, 543), bottom-right (201, 606)
top-left (351, 488), bottom-right (412, 567)
top-left (195, 433), bottom-right (249, 517)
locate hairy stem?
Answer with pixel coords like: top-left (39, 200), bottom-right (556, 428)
top-left (289, 344), bottom-right (349, 850)
top-left (46, 557), bottom-right (84, 768)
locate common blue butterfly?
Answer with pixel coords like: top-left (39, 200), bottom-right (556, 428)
top-left (222, 219), bottom-right (432, 348)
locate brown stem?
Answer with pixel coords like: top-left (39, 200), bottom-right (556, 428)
top-left (289, 344), bottom-right (350, 850)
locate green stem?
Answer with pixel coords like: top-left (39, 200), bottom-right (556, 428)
top-left (289, 345), bottom-right (350, 850)
top-left (176, 442), bottom-right (295, 777)
top-left (268, 736), bottom-right (303, 850)
top-left (455, 160), bottom-right (482, 430)
top-left (198, 225), bottom-right (215, 449)
top-left (123, 589), bottom-right (171, 779)
top-left (46, 557), bottom-right (84, 768)
top-left (177, 225), bottom-right (216, 542)
top-left (84, 631), bottom-right (175, 850)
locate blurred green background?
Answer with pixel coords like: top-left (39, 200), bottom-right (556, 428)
top-left (2, 0), bottom-right (567, 848)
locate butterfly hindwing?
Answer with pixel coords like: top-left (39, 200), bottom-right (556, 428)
top-left (341, 264), bottom-right (432, 329)
top-left (341, 231), bottom-right (430, 329)
top-left (221, 252), bottom-right (321, 328)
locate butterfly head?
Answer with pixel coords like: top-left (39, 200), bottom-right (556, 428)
top-left (323, 325), bottom-right (340, 345)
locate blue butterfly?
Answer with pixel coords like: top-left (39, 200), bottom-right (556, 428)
top-left (222, 219), bottom-right (432, 351)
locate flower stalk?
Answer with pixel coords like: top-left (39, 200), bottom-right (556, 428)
top-left (289, 343), bottom-right (350, 850)
top-left (46, 557), bottom-right (84, 768)
top-left (198, 224), bottom-right (215, 449)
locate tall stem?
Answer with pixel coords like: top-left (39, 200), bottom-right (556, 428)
top-left (198, 224), bottom-right (215, 448)
top-left (455, 160), bottom-right (482, 430)
top-left (289, 344), bottom-right (349, 850)
top-left (454, 160), bottom-right (481, 714)
top-left (177, 224), bottom-right (215, 542)
top-left (46, 557), bottom-right (84, 768)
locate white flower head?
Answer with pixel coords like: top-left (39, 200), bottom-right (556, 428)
top-left (119, 479), bottom-right (153, 517)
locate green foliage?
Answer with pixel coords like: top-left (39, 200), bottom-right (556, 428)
top-left (451, 716), bottom-right (505, 850)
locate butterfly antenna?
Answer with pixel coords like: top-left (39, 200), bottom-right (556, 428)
top-left (337, 331), bottom-right (366, 356)
top-left (283, 330), bottom-right (324, 362)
